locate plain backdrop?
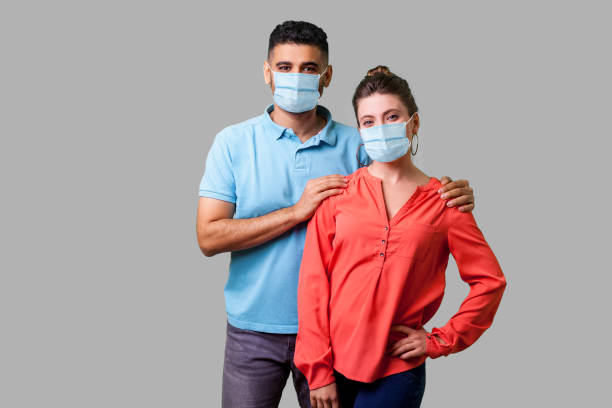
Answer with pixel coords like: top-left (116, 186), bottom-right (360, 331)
top-left (1, 1), bottom-right (610, 407)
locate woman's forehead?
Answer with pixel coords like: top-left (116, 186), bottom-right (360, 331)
top-left (358, 93), bottom-right (407, 116)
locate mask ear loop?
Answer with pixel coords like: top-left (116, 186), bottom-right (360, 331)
top-left (356, 143), bottom-right (368, 167)
top-left (319, 65), bottom-right (329, 79)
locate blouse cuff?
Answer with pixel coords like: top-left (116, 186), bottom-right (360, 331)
top-left (308, 369), bottom-right (336, 391)
top-left (425, 328), bottom-right (452, 359)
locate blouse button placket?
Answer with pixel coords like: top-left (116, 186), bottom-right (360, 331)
top-left (380, 225), bottom-right (390, 259)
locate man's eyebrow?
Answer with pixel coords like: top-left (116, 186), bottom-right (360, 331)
top-left (301, 61), bottom-right (320, 67)
top-left (275, 61), bottom-right (293, 67)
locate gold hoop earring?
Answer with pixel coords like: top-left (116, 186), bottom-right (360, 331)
top-left (411, 134), bottom-right (419, 156)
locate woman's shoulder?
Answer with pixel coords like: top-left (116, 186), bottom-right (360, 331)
top-left (345, 166), bottom-right (366, 184)
top-left (319, 167), bottom-right (364, 210)
top-left (338, 166), bottom-right (367, 195)
top-left (414, 176), bottom-right (462, 225)
top-left (423, 175), bottom-right (442, 191)
top-left (415, 175), bottom-right (442, 199)
top-left (421, 176), bottom-right (481, 230)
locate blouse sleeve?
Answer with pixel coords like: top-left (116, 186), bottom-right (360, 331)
top-left (426, 210), bottom-right (507, 359)
top-left (294, 196), bottom-right (337, 390)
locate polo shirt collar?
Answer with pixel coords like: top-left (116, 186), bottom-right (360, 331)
top-left (263, 104), bottom-right (337, 146)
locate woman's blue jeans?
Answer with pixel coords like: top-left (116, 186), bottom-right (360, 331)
top-left (334, 362), bottom-right (426, 408)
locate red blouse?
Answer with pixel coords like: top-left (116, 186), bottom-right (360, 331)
top-left (294, 166), bottom-right (506, 390)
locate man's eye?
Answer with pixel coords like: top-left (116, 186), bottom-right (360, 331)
top-left (303, 67), bottom-right (316, 73)
top-left (279, 66), bottom-right (290, 71)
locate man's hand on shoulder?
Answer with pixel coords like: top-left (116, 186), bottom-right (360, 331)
top-left (292, 174), bottom-right (347, 222)
top-left (438, 176), bottom-right (474, 212)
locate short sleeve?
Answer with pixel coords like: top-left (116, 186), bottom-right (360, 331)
top-left (198, 131), bottom-right (236, 203)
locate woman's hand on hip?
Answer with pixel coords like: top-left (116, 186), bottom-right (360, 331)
top-left (387, 325), bottom-right (428, 360)
top-left (310, 382), bottom-right (340, 408)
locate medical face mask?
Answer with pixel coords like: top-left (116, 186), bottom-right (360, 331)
top-left (359, 114), bottom-right (416, 162)
top-left (271, 67), bottom-right (327, 113)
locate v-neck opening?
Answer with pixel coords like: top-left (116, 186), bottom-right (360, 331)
top-left (361, 166), bottom-right (435, 226)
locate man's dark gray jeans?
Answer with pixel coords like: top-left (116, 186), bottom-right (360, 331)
top-left (222, 320), bottom-right (312, 408)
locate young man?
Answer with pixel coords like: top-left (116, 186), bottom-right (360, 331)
top-left (196, 21), bottom-right (475, 408)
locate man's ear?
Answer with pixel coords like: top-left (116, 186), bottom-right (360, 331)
top-left (318, 64), bottom-right (333, 96)
top-left (323, 64), bottom-right (333, 87)
top-left (263, 61), bottom-right (272, 86)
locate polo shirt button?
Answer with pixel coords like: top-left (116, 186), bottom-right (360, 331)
top-left (382, 240), bottom-right (386, 244)
top-left (384, 226), bottom-right (388, 231)
top-left (380, 252), bottom-right (384, 257)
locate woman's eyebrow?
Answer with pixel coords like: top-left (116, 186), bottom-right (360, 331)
top-left (382, 109), bottom-right (401, 116)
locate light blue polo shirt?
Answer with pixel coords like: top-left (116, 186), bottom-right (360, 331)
top-left (199, 104), bottom-right (371, 333)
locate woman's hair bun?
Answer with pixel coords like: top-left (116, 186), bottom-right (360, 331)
top-left (366, 65), bottom-right (393, 76)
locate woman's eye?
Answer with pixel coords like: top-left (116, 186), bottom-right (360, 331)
top-left (387, 114), bottom-right (398, 121)
top-left (363, 120), bottom-right (373, 126)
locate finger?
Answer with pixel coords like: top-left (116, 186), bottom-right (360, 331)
top-left (332, 398), bottom-right (340, 408)
top-left (439, 176), bottom-right (452, 185)
top-left (399, 348), bottom-right (425, 360)
top-left (386, 337), bottom-right (413, 354)
top-left (446, 194), bottom-right (474, 208)
top-left (390, 341), bottom-right (419, 357)
top-left (458, 203), bottom-right (475, 213)
top-left (319, 189), bottom-right (344, 200)
top-left (389, 337), bottom-right (418, 353)
top-left (389, 325), bottom-right (414, 335)
top-left (323, 399), bottom-right (332, 408)
top-left (391, 342), bottom-right (418, 357)
top-left (315, 180), bottom-right (348, 193)
top-left (438, 181), bottom-right (461, 196)
top-left (438, 179), bottom-right (468, 194)
top-left (452, 179), bottom-right (470, 188)
top-left (324, 180), bottom-right (349, 190)
top-left (309, 176), bottom-right (346, 191)
top-left (310, 397), bottom-right (317, 408)
top-left (316, 174), bottom-right (347, 184)
top-left (441, 187), bottom-right (473, 202)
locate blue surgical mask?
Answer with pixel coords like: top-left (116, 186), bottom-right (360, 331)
top-left (360, 114), bottom-right (416, 162)
top-left (271, 67), bottom-right (327, 113)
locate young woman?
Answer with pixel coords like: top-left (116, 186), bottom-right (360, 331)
top-left (294, 66), bottom-right (507, 408)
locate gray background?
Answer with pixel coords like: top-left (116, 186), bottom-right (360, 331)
top-left (2, 0), bottom-right (610, 407)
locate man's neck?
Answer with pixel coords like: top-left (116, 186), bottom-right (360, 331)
top-left (269, 104), bottom-right (327, 143)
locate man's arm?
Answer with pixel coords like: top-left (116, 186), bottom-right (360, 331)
top-left (196, 197), bottom-right (298, 257)
top-left (196, 175), bottom-right (347, 257)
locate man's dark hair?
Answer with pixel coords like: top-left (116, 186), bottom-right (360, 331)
top-left (268, 21), bottom-right (328, 59)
